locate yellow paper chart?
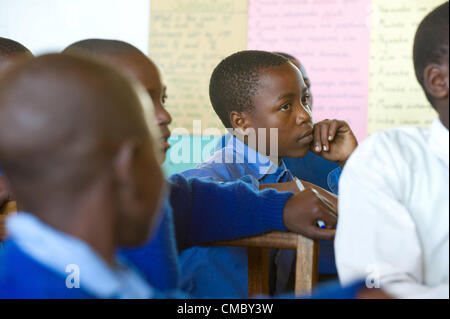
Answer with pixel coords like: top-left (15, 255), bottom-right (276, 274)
top-left (149, 0), bottom-right (248, 134)
top-left (368, 0), bottom-right (441, 134)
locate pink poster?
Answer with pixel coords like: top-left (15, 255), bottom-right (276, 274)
top-left (248, 0), bottom-right (371, 141)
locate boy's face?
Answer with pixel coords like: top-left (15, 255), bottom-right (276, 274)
top-left (111, 53), bottom-right (172, 157)
top-left (116, 104), bottom-right (165, 246)
top-left (295, 62), bottom-right (313, 110)
top-left (123, 132), bottom-right (165, 246)
top-left (243, 62), bottom-right (313, 159)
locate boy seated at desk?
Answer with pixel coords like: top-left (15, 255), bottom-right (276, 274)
top-left (180, 50), bottom-right (358, 297)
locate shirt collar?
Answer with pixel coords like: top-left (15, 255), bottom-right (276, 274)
top-left (6, 212), bottom-right (153, 299)
top-left (226, 135), bottom-right (291, 183)
top-left (429, 118), bottom-right (449, 167)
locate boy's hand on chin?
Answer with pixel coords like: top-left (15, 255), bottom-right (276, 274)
top-left (310, 119), bottom-right (358, 167)
top-left (283, 188), bottom-right (337, 240)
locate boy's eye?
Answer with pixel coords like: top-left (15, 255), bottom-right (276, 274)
top-left (301, 96), bottom-right (311, 108)
top-left (280, 103), bottom-right (292, 111)
top-left (162, 94), bottom-right (168, 105)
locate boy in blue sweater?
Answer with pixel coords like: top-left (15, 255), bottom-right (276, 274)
top-left (62, 40), bottom-right (339, 297)
top-left (0, 53), bottom-right (169, 298)
top-left (0, 53), bottom-right (381, 299)
top-left (180, 51), bottom-right (358, 297)
top-left (273, 52), bottom-right (342, 194)
top-left (213, 52), bottom-right (345, 282)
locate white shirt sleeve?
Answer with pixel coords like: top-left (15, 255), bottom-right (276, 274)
top-left (335, 132), bottom-right (449, 299)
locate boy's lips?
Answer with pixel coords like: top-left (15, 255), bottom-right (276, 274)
top-left (162, 137), bottom-right (171, 150)
top-left (297, 129), bottom-right (314, 144)
top-left (161, 134), bottom-right (171, 151)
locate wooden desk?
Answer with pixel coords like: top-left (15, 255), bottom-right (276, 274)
top-left (206, 231), bottom-right (319, 297)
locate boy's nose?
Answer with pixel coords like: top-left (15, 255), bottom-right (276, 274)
top-left (155, 104), bottom-right (172, 126)
top-left (295, 103), bottom-right (312, 126)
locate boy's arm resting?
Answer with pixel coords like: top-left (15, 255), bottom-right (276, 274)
top-left (168, 174), bottom-right (291, 252)
top-left (335, 136), bottom-right (448, 299)
top-left (260, 181), bottom-right (337, 210)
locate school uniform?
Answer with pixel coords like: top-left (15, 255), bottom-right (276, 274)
top-left (0, 213), bottom-right (156, 298)
top-left (217, 134), bottom-right (342, 275)
top-left (336, 118), bottom-right (449, 299)
top-left (119, 174), bottom-right (292, 295)
top-left (179, 136), bottom-right (340, 297)
top-left (0, 212), bottom-right (367, 299)
top-left (217, 133), bottom-right (342, 193)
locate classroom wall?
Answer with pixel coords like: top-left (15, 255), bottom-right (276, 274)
top-left (0, 0), bottom-right (150, 54)
top-left (151, 0), bottom-right (442, 175)
top-left (0, 0), bottom-right (443, 175)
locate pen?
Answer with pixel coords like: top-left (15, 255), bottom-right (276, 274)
top-left (294, 177), bottom-right (326, 229)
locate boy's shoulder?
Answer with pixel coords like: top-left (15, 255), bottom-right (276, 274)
top-left (0, 239), bottom-right (93, 299)
top-left (352, 125), bottom-right (430, 164)
top-left (181, 145), bottom-right (254, 182)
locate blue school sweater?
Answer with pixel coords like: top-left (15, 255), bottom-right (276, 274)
top-left (119, 174), bottom-right (293, 294)
top-left (215, 134), bottom-right (342, 275)
top-left (0, 236), bottom-right (189, 299)
top-left (178, 137), bottom-right (342, 297)
top-left (0, 236), bottom-right (364, 299)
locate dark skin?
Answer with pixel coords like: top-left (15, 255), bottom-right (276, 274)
top-left (423, 52), bottom-right (449, 129)
top-left (0, 54), bottom-right (164, 264)
top-left (0, 176), bottom-right (10, 210)
top-left (101, 52), bottom-right (173, 159)
top-left (93, 48), bottom-right (336, 239)
top-left (0, 52), bottom-right (33, 216)
top-left (279, 57), bottom-right (358, 166)
top-left (229, 62), bottom-right (359, 239)
top-left (230, 62), bottom-right (357, 165)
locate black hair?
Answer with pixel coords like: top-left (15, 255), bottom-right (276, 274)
top-left (0, 37), bottom-right (31, 57)
top-left (209, 50), bottom-right (289, 128)
top-left (273, 52), bottom-right (297, 61)
top-left (63, 39), bottom-right (141, 57)
top-left (413, 2), bottom-right (449, 104)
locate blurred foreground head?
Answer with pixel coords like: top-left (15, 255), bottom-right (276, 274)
top-left (0, 54), bottom-right (164, 252)
top-left (0, 37), bottom-right (33, 74)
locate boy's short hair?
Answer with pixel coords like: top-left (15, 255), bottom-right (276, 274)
top-left (0, 37), bottom-right (31, 57)
top-left (63, 39), bottom-right (141, 57)
top-left (209, 50), bottom-right (289, 128)
top-left (273, 52), bottom-right (297, 62)
top-left (413, 2), bottom-right (449, 104)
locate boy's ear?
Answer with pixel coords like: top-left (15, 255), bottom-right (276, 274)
top-left (424, 63), bottom-right (449, 100)
top-left (229, 110), bottom-right (250, 130)
top-left (113, 139), bottom-right (141, 202)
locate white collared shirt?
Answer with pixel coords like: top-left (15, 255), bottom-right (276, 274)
top-left (335, 118), bottom-right (449, 299)
top-left (6, 213), bottom-right (153, 299)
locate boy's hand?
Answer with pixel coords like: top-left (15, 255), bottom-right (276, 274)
top-left (260, 180), bottom-right (337, 211)
top-left (0, 176), bottom-right (11, 211)
top-left (310, 119), bottom-right (358, 167)
top-left (302, 181), bottom-right (337, 210)
top-left (283, 188), bottom-right (337, 240)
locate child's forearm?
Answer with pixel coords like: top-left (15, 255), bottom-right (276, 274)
top-left (259, 181), bottom-right (298, 192)
top-left (260, 180), bottom-right (338, 211)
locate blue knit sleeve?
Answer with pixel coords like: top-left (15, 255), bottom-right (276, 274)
top-left (168, 174), bottom-right (293, 252)
top-left (118, 201), bottom-right (180, 291)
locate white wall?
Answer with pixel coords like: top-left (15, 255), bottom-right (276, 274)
top-left (0, 0), bottom-right (150, 55)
